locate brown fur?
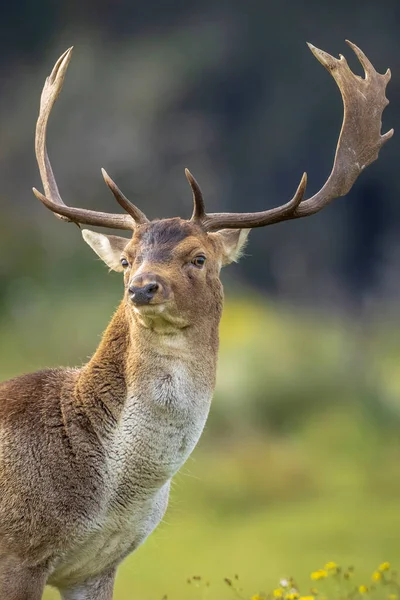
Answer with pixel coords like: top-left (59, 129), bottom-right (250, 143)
top-left (0, 217), bottom-right (247, 599)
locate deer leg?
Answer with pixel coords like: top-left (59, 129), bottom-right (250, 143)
top-left (0, 556), bottom-right (48, 600)
top-left (60, 568), bottom-right (116, 600)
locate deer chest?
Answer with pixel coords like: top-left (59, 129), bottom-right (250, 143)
top-left (49, 483), bottom-right (170, 588)
top-left (50, 365), bottom-right (211, 587)
top-left (108, 365), bottom-right (212, 492)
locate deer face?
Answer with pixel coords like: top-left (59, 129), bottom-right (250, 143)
top-left (82, 218), bottom-right (249, 330)
top-left (33, 44), bottom-right (393, 330)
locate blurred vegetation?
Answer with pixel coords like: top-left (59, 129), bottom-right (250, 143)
top-left (1, 2), bottom-right (400, 598)
top-left (2, 286), bottom-right (399, 600)
top-left (1, 0), bottom-right (400, 306)
top-left (215, 562), bottom-right (399, 600)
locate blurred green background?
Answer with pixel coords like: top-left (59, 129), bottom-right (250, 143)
top-left (1, 1), bottom-right (400, 598)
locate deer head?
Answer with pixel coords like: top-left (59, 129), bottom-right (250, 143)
top-left (33, 42), bottom-right (393, 332)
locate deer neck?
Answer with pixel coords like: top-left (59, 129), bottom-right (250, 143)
top-left (75, 300), bottom-right (221, 427)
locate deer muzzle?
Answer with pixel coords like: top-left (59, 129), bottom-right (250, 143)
top-left (128, 274), bottom-right (168, 306)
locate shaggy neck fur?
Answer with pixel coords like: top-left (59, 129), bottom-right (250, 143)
top-left (75, 298), bottom-right (222, 436)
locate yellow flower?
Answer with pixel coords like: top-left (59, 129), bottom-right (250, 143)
top-left (379, 562), bottom-right (391, 572)
top-left (325, 562), bottom-right (338, 571)
top-left (299, 597), bottom-right (314, 600)
top-left (372, 571), bottom-right (382, 582)
top-left (311, 570), bottom-right (328, 581)
top-left (285, 593), bottom-right (299, 600)
top-left (251, 595), bottom-right (264, 600)
top-left (359, 585), bottom-right (368, 594)
top-left (273, 590), bottom-right (284, 598)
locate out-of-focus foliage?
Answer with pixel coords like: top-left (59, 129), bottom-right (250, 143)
top-left (220, 561), bottom-right (399, 600)
top-left (3, 292), bottom-right (399, 600)
top-left (1, 0), bottom-right (400, 305)
top-left (2, 2), bottom-right (400, 599)
top-left (2, 289), bottom-right (400, 432)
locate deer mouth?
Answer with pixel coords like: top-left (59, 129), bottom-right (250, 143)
top-left (132, 302), bottom-right (169, 316)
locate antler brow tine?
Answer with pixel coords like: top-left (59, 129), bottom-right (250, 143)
top-left (194, 40), bottom-right (393, 231)
top-left (101, 169), bottom-right (149, 225)
top-left (186, 168), bottom-right (206, 221)
top-left (33, 48), bottom-right (145, 230)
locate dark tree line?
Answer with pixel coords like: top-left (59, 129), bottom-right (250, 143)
top-left (1, 0), bottom-right (400, 310)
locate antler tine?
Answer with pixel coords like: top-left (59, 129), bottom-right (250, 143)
top-left (34, 48), bottom-right (136, 230)
top-left (197, 41), bottom-right (393, 231)
top-left (185, 168), bottom-right (206, 221)
top-left (201, 172), bottom-right (308, 230)
top-left (294, 40), bottom-right (393, 219)
top-left (101, 169), bottom-right (149, 224)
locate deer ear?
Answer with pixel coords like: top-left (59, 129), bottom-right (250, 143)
top-left (82, 230), bottom-right (129, 272)
top-left (210, 229), bottom-right (250, 266)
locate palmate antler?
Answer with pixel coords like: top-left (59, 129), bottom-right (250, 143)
top-left (32, 41), bottom-right (393, 232)
top-left (189, 40), bottom-right (393, 231)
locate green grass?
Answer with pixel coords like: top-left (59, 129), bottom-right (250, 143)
top-left (0, 289), bottom-right (399, 599)
top-left (42, 473), bottom-right (400, 600)
top-left (43, 416), bottom-right (400, 599)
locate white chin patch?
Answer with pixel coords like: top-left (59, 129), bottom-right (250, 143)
top-left (133, 304), bottom-right (165, 316)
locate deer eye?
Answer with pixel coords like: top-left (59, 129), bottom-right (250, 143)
top-left (191, 255), bottom-right (206, 268)
top-left (121, 258), bottom-right (129, 268)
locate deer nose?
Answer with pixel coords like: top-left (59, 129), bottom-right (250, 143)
top-left (129, 282), bottom-right (160, 306)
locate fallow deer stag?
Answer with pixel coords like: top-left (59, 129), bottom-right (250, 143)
top-left (0, 41), bottom-right (392, 599)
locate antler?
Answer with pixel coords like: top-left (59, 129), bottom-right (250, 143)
top-left (185, 168), bottom-right (206, 220)
top-left (189, 40), bottom-right (393, 231)
top-left (33, 48), bottom-right (147, 229)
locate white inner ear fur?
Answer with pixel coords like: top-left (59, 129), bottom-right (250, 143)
top-left (82, 229), bottom-right (129, 272)
top-left (211, 229), bottom-right (250, 265)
